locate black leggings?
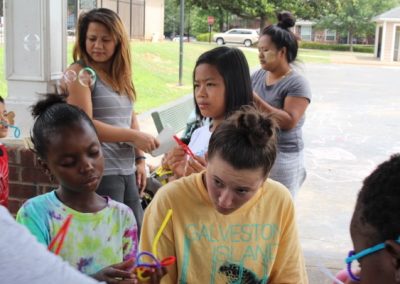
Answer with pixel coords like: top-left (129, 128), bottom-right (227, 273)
top-left (96, 174), bottom-right (144, 232)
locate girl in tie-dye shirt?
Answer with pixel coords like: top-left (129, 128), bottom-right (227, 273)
top-left (17, 192), bottom-right (137, 275)
top-left (16, 95), bottom-right (140, 283)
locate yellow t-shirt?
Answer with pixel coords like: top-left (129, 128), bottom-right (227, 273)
top-left (140, 172), bottom-right (308, 284)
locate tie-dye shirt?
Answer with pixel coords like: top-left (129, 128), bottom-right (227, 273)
top-left (16, 191), bottom-right (138, 275)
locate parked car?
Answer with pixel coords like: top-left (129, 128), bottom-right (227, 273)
top-left (172, 35), bottom-right (197, 42)
top-left (213, 28), bottom-right (259, 47)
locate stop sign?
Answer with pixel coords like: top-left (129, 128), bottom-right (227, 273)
top-left (207, 16), bottom-right (215, 25)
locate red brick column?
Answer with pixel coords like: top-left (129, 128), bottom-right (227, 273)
top-left (6, 141), bottom-right (58, 215)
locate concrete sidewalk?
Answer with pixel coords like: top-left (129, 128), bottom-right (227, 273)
top-left (245, 46), bottom-right (400, 67)
top-left (137, 62), bottom-right (400, 283)
top-left (293, 63), bottom-right (400, 283)
top-left (330, 51), bottom-right (400, 66)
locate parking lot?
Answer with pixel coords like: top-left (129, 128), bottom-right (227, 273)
top-left (298, 62), bottom-right (400, 282)
top-left (136, 58), bottom-right (400, 283)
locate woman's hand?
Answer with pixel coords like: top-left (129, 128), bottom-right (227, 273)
top-left (132, 131), bottom-right (160, 153)
top-left (91, 259), bottom-right (137, 284)
top-left (252, 91), bottom-right (262, 106)
top-left (135, 160), bottom-right (147, 195)
top-left (185, 156), bottom-right (206, 176)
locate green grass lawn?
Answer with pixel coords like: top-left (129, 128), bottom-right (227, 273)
top-left (2, 42), bottom-right (332, 113)
top-left (298, 48), bottom-right (333, 64)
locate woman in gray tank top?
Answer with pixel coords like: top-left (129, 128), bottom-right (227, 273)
top-left (62, 8), bottom-right (159, 230)
top-left (251, 11), bottom-right (311, 198)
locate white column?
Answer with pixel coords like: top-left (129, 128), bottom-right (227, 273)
top-left (145, 0), bottom-right (164, 41)
top-left (5, 0), bottom-right (67, 138)
top-left (381, 22), bottom-right (387, 62)
top-left (374, 24), bottom-right (379, 58)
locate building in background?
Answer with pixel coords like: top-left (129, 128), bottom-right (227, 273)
top-left (373, 6), bottom-right (400, 62)
top-left (68, 0), bottom-right (164, 40)
top-left (294, 20), bottom-right (339, 44)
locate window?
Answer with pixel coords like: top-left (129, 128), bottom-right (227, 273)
top-left (228, 30), bottom-right (239, 34)
top-left (80, 0), bottom-right (97, 10)
top-left (325, 29), bottom-right (336, 41)
top-left (300, 26), bottom-right (312, 41)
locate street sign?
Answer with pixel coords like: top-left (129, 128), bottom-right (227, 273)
top-left (207, 16), bottom-right (215, 25)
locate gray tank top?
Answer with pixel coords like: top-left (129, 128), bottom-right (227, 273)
top-left (251, 68), bottom-right (311, 153)
top-left (92, 78), bottom-right (135, 176)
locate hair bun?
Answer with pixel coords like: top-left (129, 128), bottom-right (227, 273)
top-left (31, 94), bottom-right (66, 119)
top-left (234, 106), bottom-right (277, 147)
top-left (277, 11), bottom-right (295, 29)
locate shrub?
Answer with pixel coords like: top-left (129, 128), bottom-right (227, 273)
top-left (196, 32), bottom-right (215, 42)
top-left (299, 41), bottom-right (373, 53)
top-left (353, 45), bottom-right (374, 53)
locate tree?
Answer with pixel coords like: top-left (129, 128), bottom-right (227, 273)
top-left (185, 0), bottom-right (275, 30)
top-left (295, 0), bottom-right (340, 20)
top-left (317, 0), bottom-right (400, 51)
top-left (184, 0), bottom-right (340, 31)
top-left (165, 0), bottom-right (224, 37)
top-left (164, 0), bottom-right (180, 38)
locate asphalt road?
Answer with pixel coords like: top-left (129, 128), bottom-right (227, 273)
top-left (297, 63), bottom-right (400, 282)
top-left (137, 61), bottom-right (400, 283)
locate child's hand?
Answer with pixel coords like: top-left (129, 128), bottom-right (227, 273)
top-left (185, 156), bottom-right (206, 175)
top-left (335, 268), bottom-right (359, 284)
top-left (135, 266), bottom-right (167, 283)
top-left (91, 258), bottom-right (138, 284)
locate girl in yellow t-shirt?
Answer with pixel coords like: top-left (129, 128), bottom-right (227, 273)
top-left (140, 106), bottom-right (308, 284)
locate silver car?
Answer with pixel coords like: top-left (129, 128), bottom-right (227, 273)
top-left (213, 28), bottom-right (259, 47)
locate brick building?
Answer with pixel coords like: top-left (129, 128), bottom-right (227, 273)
top-left (294, 20), bottom-right (338, 43)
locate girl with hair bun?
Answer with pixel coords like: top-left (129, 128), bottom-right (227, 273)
top-left (140, 106), bottom-right (308, 283)
top-left (252, 11), bottom-right (311, 198)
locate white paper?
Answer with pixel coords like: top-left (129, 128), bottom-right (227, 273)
top-left (150, 127), bottom-right (177, 157)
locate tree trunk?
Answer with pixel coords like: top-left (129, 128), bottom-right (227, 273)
top-left (187, 6), bottom-right (191, 42)
top-left (349, 29), bottom-right (354, 52)
top-left (218, 7), bottom-right (224, 31)
top-left (259, 14), bottom-right (267, 33)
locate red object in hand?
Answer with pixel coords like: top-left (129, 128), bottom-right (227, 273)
top-left (172, 135), bottom-right (195, 158)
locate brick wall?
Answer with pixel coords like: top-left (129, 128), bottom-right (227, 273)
top-left (6, 141), bottom-right (58, 215)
